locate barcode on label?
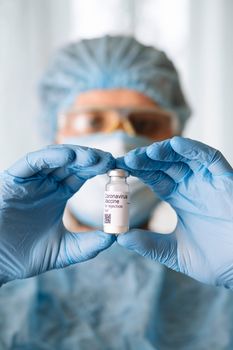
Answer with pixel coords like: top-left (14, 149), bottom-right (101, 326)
top-left (104, 214), bottom-right (111, 224)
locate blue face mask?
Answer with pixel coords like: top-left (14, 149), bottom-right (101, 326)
top-left (63, 131), bottom-right (152, 158)
top-left (64, 131), bottom-right (160, 228)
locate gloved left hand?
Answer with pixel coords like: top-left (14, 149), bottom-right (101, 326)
top-left (0, 145), bottom-right (115, 286)
top-left (117, 137), bottom-right (233, 288)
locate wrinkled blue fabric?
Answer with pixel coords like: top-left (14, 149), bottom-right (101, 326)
top-left (1, 245), bottom-right (233, 349)
top-left (39, 35), bottom-right (191, 140)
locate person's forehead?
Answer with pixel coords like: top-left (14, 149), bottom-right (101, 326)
top-left (73, 89), bottom-right (158, 108)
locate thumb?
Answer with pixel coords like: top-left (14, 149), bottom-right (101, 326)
top-left (54, 230), bottom-right (116, 269)
top-left (117, 229), bottom-right (179, 271)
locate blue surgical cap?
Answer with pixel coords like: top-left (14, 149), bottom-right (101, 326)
top-left (39, 35), bottom-right (191, 140)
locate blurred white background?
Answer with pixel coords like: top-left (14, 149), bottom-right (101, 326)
top-left (0, 0), bottom-right (233, 169)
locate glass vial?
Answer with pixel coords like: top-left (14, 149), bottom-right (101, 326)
top-left (103, 169), bottom-right (129, 234)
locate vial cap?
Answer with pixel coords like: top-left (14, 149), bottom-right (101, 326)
top-left (107, 169), bottom-right (129, 177)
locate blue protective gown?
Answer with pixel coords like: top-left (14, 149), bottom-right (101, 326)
top-left (0, 242), bottom-right (233, 350)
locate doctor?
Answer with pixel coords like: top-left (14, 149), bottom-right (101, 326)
top-left (1, 35), bottom-right (232, 350)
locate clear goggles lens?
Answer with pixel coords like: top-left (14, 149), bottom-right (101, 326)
top-left (58, 106), bottom-right (178, 139)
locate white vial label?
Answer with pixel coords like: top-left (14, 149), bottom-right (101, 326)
top-left (103, 191), bottom-right (129, 234)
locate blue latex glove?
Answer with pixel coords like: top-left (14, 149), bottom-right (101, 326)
top-left (0, 145), bottom-right (115, 286)
top-left (117, 137), bottom-right (233, 288)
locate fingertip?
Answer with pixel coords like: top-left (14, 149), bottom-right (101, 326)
top-left (65, 149), bottom-right (115, 180)
top-left (117, 229), bottom-right (156, 255)
top-left (60, 147), bottom-right (76, 164)
top-left (170, 136), bottom-right (199, 157)
top-left (44, 145), bottom-right (76, 163)
top-left (117, 230), bottom-right (178, 270)
top-left (95, 230), bottom-right (116, 248)
top-left (92, 150), bottom-right (116, 175)
top-left (116, 231), bottom-right (128, 246)
top-left (146, 144), bottom-right (158, 160)
top-left (74, 146), bottom-right (100, 167)
top-left (8, 147), bottom-right (77, 178)
top-left (170, 137), bottom-right (218, 169)
top-left (117, 229), bottom-right (142, 248)
top-left (170, 136), bottom-right (182, 146)
top-left (58, 230), bottom-right (116, 267)
top-left (116, 156), bottom-right (131, 172)
top-left (146, 139), bottom-right (171, 160)
top-left (124, 147), bottom-right (148, 169)
top-left (105, 152), bottom-right (116, 171)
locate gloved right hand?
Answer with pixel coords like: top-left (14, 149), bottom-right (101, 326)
top-left (0, 145), bottom-right (116, 286)
top-left (117, 137), bottom-right (233, 289)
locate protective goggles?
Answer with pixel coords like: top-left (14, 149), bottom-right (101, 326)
top-left (58, 106), bottom-right (178, 139)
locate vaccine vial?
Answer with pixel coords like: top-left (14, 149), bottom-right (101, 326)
top-left (103, 169), bottom-right (129, 234)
